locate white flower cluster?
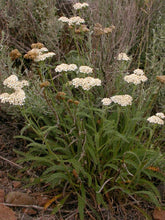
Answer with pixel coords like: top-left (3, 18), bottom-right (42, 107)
top-left (73, 2), bottom-right (89, 10)
top-left (147, 113), bottom-right (165, 125)
top-left (24, 46), bottom-right (55, 62)
top-left (58, 16), bottom-right (69, 23)
top-left (101, 98), bottom-right (112, 106)
top-left (79, 66), bottom-right (93, 74)
top-left (3, 75), bottom-right (29, 90)
top-left (111, 95), bottom-right (133, 106)
top-left (133, 69), bottom-right (144, 76)
top-left (58, 16), bottom-right (85, 26)
top-left (0, 75), bottom-right (29, 106)
top-left (156, 112), bottom-right (165, 119)
top-left (55, 63), bottom-right (78, 72)
top-left (124, 69), bottom-right (148, 85)
top-left (34, 52), bottom-right (55, 62)
top-left (101, 95), bottom-right (133, 106)
top-left (117, 53), bottom-right (130, 61)
top-left (71, 77), bottom-right (101, 90)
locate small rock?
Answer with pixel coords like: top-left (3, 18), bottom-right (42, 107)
top-left (0, 189), bottom-right (5, 203)
top-left (0, 204), bottom-right (17, 220)
top-left (153, 208), bottom-right (165, 220)
top-left (22, 208), bottom-right (37, 215)
top-left (12, 181), bottom-right (21, 189)
top-left (6, 192), bottom-right (35, 205)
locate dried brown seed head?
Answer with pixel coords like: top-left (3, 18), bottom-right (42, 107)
top-left (156, 76), bottom-right (165, 84)
top-left (31, 42), bottom-right (44, 49)
top-left (56, 92), bottom-right (66, 100)
top-left (10, 49), bottom-right (22, 61)
top-left (40, 81), bottom-right (50, 88)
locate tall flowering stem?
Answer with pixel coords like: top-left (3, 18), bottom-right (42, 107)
top-left (37, 68), bottom-right (60, 125)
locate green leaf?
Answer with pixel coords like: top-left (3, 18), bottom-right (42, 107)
top-left (78, 184), bottom-right (86, 220)
top-left (134, 190), bottom-right (160, 207)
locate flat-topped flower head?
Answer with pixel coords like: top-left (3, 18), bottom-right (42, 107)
top-left (79, 66), bottom-right (93, 74)
top-left (117, 53), bottom-right (130, 61)
top-left (124, 73), bottom-right (148, 85)
top-left (70, 77), bottom-right (101, 90)
top-left (34, 52), bottom-right (55, 62)
top-left (101, 98), bottom-right (112, 106)
top-left (55, 63), bottom-right (77, 72)
top-left (111, 94), bottom-right (133, 106)
top-left (58, 16), bottom-right (69, 23)
top-left (12, 80), bottom-right (29, 90)
top-left (3, 75), bottom-right (29, 90)
top-left (156, 112), bottom-right (165, 119)
top-left (68, 16), bottom-right (85, 26)
top-left (3, 75), bottom-right (18, 88)
top-left (0, 93), bottom-right (10, 103)
top-left (8, 89), bottom-right (26, 106)
top-left (55, 63), bottom-right (68, 72)
top-left (71, 78), bottom-right (82, 88)
top-left (133, 69), bottom-right (144, 76)
top-left (147, 115), bottom-right (164, 125)
top-left (0, 89), bottom-right (26, 106)
top-left (68, 64), bottom-right (78, 71)
top-left (73, 2), bottom-right (89, 10)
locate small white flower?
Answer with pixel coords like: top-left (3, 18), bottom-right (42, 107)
top-left (133, 69), bottom-right (144, 76)
top-left (0, 93), bottom-right (10, 103)
top-left (101, 98), bottom-right (112, 106)
top-left (70, 77), bottom-right (101, 90)
top-left (8, 89), bottom-right (26, 106)
top-left (117, 53), bottom-right (130, 61)
top-left (0, 89), bottom-right (26, 106)
top-left (124, 74), bottom-right (148, 85)
top-left (3, 75), bottom-right (18, 88)
top-left (147, 115), bottom-right (164, 125)
top-left (39, 47), bottom-right (49, 53)
top-left (79, 66), bottom-right (93, 74)
top-left (55, 63), bottom-right (77, 72)
top-left (68, 16), bottom-right (85, 26)
top-left (111, 95), bottom-right (133, 106)
top-left (58, 16), bottom-right (69, 23)
top-left (68, 64), bottom-right (78, 71)
top-left (73, 2), bottom-right (89, 10)
top-left (71, 77), bottom-right (82, 88)
top-left (55, 63), bottom-right (69, 72)
top-left (34, 52), bottom-right (55, 62)
top-left (156, 112), bottom-right (165, 119)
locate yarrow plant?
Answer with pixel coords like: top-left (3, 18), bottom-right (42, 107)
top-left (1, 1), bottom-right (164, 218)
